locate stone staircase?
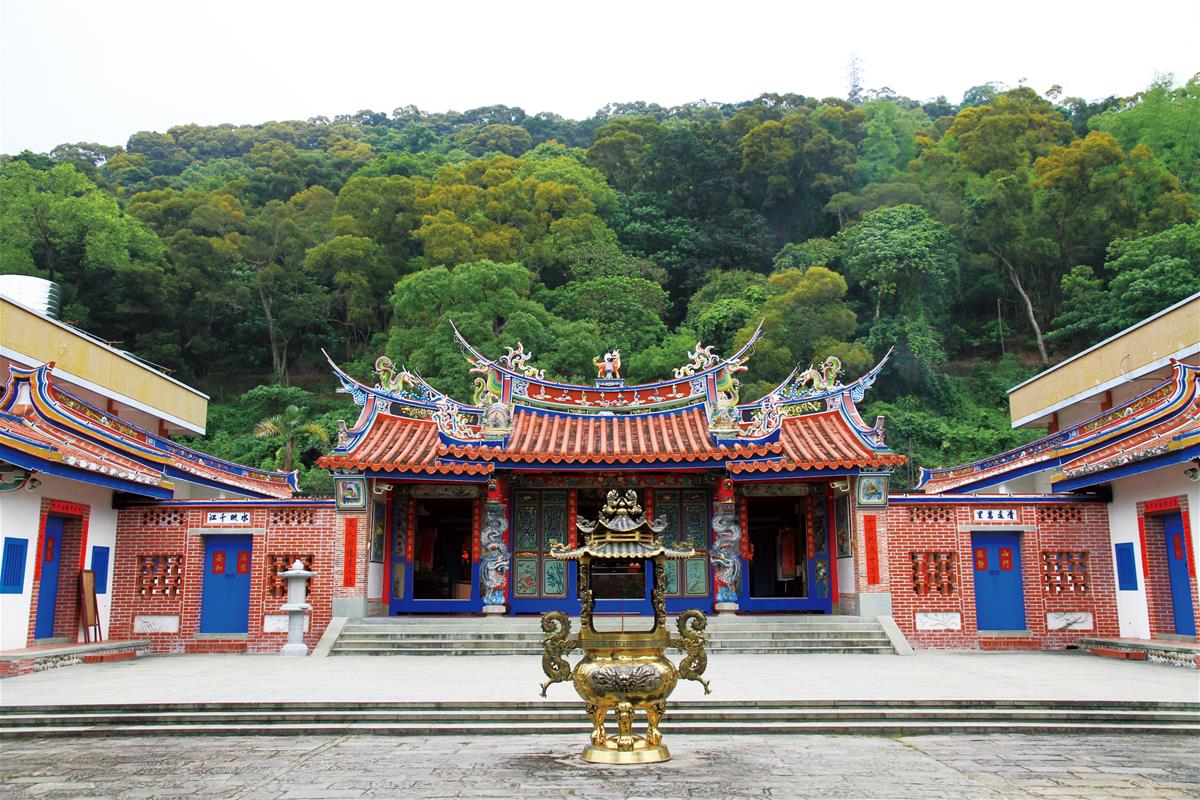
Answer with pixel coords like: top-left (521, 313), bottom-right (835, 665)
top-left (3, 699), bottom-right (1196, 738)
top-left (328, 615), bottom-right (897, 656)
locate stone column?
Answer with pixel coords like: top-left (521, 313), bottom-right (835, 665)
top-left (711, 477), bottom-right (742, 615)
top-left (480, 476), bottom-right (510, 615)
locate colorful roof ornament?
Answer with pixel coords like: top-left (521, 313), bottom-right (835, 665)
top-left (319, 328), bottom-right (903, 479)
top-left (0, 363), bottom-right (297, 499)
top-left (918, 360), bottom-right (1200, 494)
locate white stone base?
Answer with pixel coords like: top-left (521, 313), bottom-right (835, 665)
top-left (714, 602), bottom-right (739, 615)
top-left (281, 642), bottom-right (309, 657)
top-left (133, 614), bottom-right (180, 634)
top-left (483, 604), bottom-right (506, 615)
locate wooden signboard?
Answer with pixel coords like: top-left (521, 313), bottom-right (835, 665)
top-left (79, 569), bottom-right (103, 642)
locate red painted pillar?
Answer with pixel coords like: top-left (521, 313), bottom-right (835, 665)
top-left (827, 486), bottom-right (839, 605)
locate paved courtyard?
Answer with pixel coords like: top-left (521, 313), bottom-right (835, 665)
top-left (3, 650), bottom-right (1198, 705)
top-left (3, 732), bottom-right (1198, 799)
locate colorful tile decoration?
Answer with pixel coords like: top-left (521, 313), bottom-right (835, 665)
top-left (684, 558), bottom-right (708, 595)
top-left (515, 558), bottom-right (538, 596)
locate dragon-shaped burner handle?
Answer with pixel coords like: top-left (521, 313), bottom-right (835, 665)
top-left (539, 611), bottom-right (577, 697)
top-left (672, 610), bottom-right (712, 694)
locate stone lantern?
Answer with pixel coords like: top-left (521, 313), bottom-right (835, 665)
top-left (279, 559), bottom-right (315, 656)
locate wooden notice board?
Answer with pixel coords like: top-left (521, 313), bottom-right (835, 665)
top-left (79, 569), bottom-right (103, 642)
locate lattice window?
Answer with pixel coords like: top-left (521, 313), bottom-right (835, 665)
top-left (911, 551), bottom-right (956, 595)
top-left (269, 508), bottom-right (315, 526)
top-left (139, 509), bottom-right (184, 527)
top-left (137, 555), bottom-right (185, 598)
top-left (265, 553), bottom-right (315, 599)
top-left (1037, 506), bottom-right (1083, 525)
top-left (907, 506), bottom-right (954, 524)
top-left (1041, 551), bottom-right (1089, 594)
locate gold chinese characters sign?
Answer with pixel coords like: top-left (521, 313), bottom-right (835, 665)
top-left (538, 490), bottom-right (711, 764)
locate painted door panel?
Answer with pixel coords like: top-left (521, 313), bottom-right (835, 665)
top-left (972, 531), bottom-right (1026, 631)
top-left (34, 516), bottom-right (65, 639)
top-left (1163, 513), bottom-right (1196, 637)
top-left (199, 535), bottom-right (252, 634)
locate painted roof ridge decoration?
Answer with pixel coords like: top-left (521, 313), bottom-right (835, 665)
top-left (918, 360), bottom-right (1200, 494)
top-left (0, 363), bottom-right (298, 498)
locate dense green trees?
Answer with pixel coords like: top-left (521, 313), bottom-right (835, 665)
top-left (2, 74), bottom-right (1196, 488)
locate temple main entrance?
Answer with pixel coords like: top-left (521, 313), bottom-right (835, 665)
top-left (741, 489), bottom-right (834, 612)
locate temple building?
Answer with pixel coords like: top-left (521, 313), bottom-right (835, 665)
top-left (315, 324), bottom-right (907, 620)
top-left (911, 292), bottom-right (1198, 647)
top-left (0, 280), bottom-right (304, 665)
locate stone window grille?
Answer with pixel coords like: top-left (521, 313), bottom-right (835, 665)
top-left (1041, 551), bottom-right (1089, 594)
top-left (911, 551), bottom-right (956, 595)
top-left (269, 508), bottom-right (316, 526)
top-left (137, 555), bottom-right (185, 598)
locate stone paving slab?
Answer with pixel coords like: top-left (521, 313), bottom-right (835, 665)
top-left (2, 650), bottom-right (1198, 706)
top-left (1, 733), bottom-right (1197, 799)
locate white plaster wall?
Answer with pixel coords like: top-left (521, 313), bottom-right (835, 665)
top-left (367, 561), bottom-right (383, 599)
top-left (0, 475), bottom-right (117, 648)
top-left (0, 486), bottom-right (41, 649)
top-left (1108, 468), bottom-right (1200, 639)
top-left (837, 556), bottom-right (855, 595)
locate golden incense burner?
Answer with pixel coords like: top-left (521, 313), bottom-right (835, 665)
top-left (539, 489), bottom-right (711, 764)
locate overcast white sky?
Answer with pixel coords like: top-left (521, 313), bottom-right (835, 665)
top-left (2, 0), bottom-right (1197, 154)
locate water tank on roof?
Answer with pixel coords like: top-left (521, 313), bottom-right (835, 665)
top-left (0, 275), bottom-right (62, 320)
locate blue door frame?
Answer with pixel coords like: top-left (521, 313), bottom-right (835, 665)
top-left (34, 516), bottom-right (65, 639)
top-left (199, 535), bottom-right (253, 634)
top-left (1162, 512), bottom-right (1196, 636)
top-left (972, 531), bottom-right (1027, 631)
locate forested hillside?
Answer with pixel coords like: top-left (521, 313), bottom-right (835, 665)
top-left (2, 77), bottom-right (1197, 493)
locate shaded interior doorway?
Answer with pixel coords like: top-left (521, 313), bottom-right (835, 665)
top-left (413, 498), bottom-right (473, 600)
top-left (746, 496), bottom-right (807, 598)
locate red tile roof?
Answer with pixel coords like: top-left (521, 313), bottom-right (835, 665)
top-left (442, 407), bottom-right (781, 464)
top-left (728, 411), bottom-right (907, 473)
top-left (0, 412), bottom-right (171, 489)
top-left (317, 414), bottom-right (492, 475)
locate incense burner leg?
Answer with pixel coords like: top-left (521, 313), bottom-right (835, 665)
top-left (644, 701), bottom-right (666, 746)
top-left (615, 702), bottom-right (635, 751)
top-left (586, 702), bottom-right (609, 745)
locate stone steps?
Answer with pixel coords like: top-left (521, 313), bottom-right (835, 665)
top-left (3, 700), bottom-right (1196, 739)
top-left (329, 615), bottom-right (898, 656)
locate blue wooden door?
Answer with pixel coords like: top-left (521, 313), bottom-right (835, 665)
top-left (199, 535), bottom-right (253, 633)
top-left (1163, 513), bottom-right (1196, 636)
top-left (972, 531), bottom-right (1026, 631)
top-left (34, 516), bottom-right (64, 639)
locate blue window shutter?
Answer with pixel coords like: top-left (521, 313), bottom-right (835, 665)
top-left (91, 545), bottom-right (111, 594)
top-left (0, 537), bottom-right (29, 594)
top-left (1114, 542), bottom-right (1138, 591)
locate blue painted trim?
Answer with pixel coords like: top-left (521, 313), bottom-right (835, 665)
top-left (0, 444), bottom-right (172, 498)
top-left (736, 557), bottom-right (833, 613)
top-left (889, 494), bottom-right (1098, 504)
top-left (1051, 443), bottom-right (1200, 493)
top-left (730, 467), bottom-right (863, 482)
top-left (363, 470), bottom-right (490, 484)
top-left (90, 545), bottom-right (111, 593)
top-left (390, 561), bottom-right (482, 613)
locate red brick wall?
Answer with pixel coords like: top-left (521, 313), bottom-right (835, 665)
top-left (882, 501), bottom-right (1119, 650)
top-left (109, 503), bottom-right (339, 654)
top-left (1139, 494), bottom-right (1198, 640)
top-left (26, 498), bottom-right (91, 645)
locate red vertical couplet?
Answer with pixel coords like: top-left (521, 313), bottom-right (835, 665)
top-left (236, 551), bottom-right (250, 574)
top-left (343, 518), bottom-right (358, 588)
top-left (1183, 512), bottom-right (1197, 579)
top-left (382, 489), bottom-right (393, 603)
top-left (1173, 535), bottom-right (1185, 561)
top-left (974, 548), bottom-right (988, 571)
top-left (212, 551), bottom-right (226, 574)
top-left (863, 515), bottom-right (879, 585)
top-left (1137, 514), bottom-right (1150, 581)
top-left (567, 489), bottom-right (578, 548)
top-left (998, 547), bottom-right (1013, 571)
top-left (805, 496), bottom-right (815, 559)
